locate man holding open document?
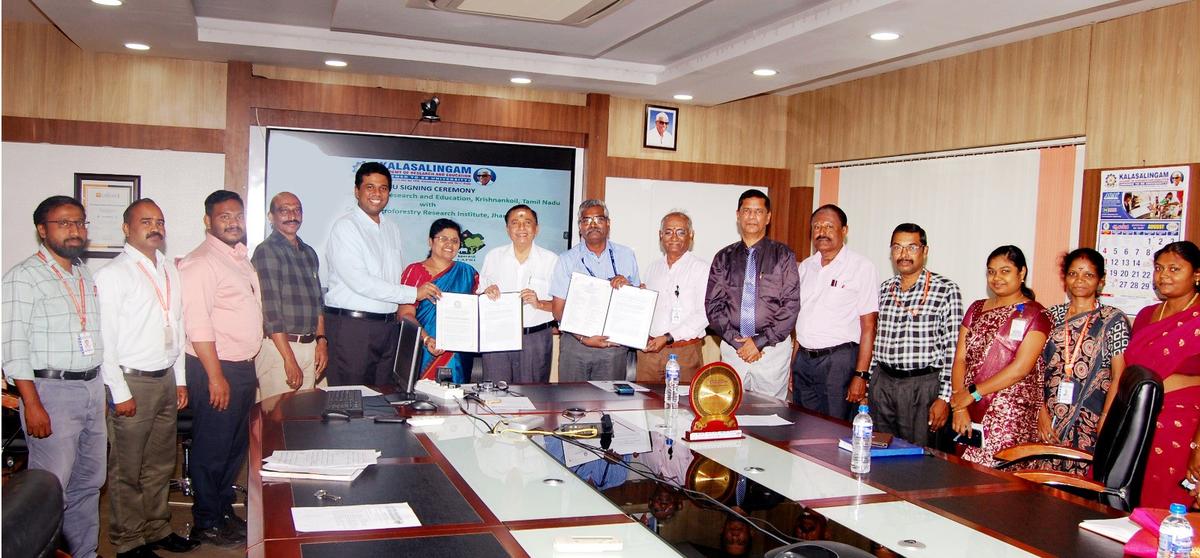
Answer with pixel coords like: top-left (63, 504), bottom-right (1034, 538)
top-left (478, 204), bottom-right (559, 384)
top-left (551, 199), bottom-right (643, 382)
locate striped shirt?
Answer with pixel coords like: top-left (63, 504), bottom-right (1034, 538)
top-left (870, 270), bottom-right (963, 400)
top-left (252, 231), bottom-right (322, 336)
top-left (2, 245), bottom-right (104, 380)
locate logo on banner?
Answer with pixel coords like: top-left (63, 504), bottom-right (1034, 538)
top-left (461, 230), bottom-right (486, 256)
top-left (473, 168), bottom-right (497, 186)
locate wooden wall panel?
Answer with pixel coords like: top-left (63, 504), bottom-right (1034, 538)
top-left (934, 28), bottom-right (1090, 152)
top-left (585, 94), bottom-right (610, 200)
top-left (253, 64), bottom-right (588, 106)
top-left (251, 77), bottom-right (588, 134)
top-left (606, 95), bottom-right (788, 168)
top-left (785, 91), bottom-right (820, 186)
top-left (250, 109), bottom-right (587, 148)
top-left (2, 116), bottom-right (223, 153)
top-left (1085, 0), bottom-right (1200, 169)
top-left (2, 22), bottom-right (227, 129)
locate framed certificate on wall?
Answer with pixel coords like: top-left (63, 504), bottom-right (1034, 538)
top-left (74, 173), bottom-right (140, 258)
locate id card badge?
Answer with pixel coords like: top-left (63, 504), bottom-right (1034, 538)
top-left (78, 332), bottom-right (95, 356)
top-left (670, 305), bottom-right (683, 325)
top-left (164, 325), bottom-right (175, 351)
top-left (1009, 318), bottom-right (1028, 341)
top-left (1056, 380), bottom-right (1075, 404)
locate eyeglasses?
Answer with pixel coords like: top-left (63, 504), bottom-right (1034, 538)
top-left (433, 235), bottom-right (461, 245)
top-left (579, 216), bottom-right (609, 226)
top-left (45, 220), bottom-right (90, 231)
top-left (660, 228), bottom-right (689, 238)
top-left (890, 244), bottom-right (924, 255)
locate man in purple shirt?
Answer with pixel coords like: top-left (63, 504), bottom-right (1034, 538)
top-left (704, 190), bottom-right (800, 399)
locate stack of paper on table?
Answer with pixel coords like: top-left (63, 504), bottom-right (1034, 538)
top-left (261, 449), bottom-right (380, 481)
top-left (292, 502), bottom-right (421, 532)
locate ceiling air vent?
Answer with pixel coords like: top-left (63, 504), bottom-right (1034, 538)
top-left (423, 0), bottom-right (631, 26)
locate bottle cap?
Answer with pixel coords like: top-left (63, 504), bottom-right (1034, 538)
top-left (1170, 503), bottom-right (1187, 515)
top-left (668, 354), bottom-right (677, 360)
top-left (858, 405), bottom-right (869, 413)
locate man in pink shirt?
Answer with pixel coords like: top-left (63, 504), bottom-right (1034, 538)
top-left (179, 190), bottom-right (262, 548)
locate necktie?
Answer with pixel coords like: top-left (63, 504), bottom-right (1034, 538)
top-left (739, 247), bottom-right (757, 337)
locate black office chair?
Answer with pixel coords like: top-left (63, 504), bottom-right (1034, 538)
top-left (2, 469), bottom-right (64, 558)
top-left (994, 364), bottom-right (1164, 511)
top-left (169, 406), bottom-right (195, 497)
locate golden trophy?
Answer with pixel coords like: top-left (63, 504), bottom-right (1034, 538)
top-left (684, 362), bottom-right (744, 442)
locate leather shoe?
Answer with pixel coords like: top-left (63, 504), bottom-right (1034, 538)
top-left (222, 513), bottom-right (247, 538)
top-left (189, 525), bottom-right (240, 548)
top-left (116, 546), bottom-right (162, 558)
top-left (148, 533), bottom-right (200, 553)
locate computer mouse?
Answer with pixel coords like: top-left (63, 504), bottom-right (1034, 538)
top-left (321, 410), bottom-right (351, 421)
top-left (409, 400), bottom-right (438, 412)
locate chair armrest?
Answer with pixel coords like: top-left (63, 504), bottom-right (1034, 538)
top-left (994, 443), bottom-right (1092, 463)
top-left (1013, 471), bottom-right (1105, 494)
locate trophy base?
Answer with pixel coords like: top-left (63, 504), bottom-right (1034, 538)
top-left (684, 428), bottom-right (744, 442)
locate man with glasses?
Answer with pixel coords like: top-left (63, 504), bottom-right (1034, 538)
top-left (179, 190), bottom-right (262, 547)
top-left (794, 204), bottom-right (879, 420)
top-left (550, 199), bottom-right (641, 381)
top-left (324, 162), bottom-right (441, 386)
top-left (3, 196), bottom-right (105, 558)
top-left (252, 192), bottom-right (327, 403)
top-left (638, 211), bottom-right (709, 382)
top-left (705, 190), bottom-right (800, 399)
top-left (869, 223), bottom-right (962, 447)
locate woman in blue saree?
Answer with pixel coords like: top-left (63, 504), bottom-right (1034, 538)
top-left (400, 218), bottom-right (479, 383)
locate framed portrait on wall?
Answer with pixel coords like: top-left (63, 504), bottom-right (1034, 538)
top-left (74, 173), bottom-right (140, 258)
top-left (644, 104), bottom-right (678, 151)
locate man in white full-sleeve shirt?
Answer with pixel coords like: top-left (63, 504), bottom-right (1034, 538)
top-left (637, 211), bottom-right (709, 382)
top-left (324, 162), bottom-right (441, 385)
top-left (95, 199), bottom-right (199, 556)
top-left (478, 204), bottom-right (559, 384)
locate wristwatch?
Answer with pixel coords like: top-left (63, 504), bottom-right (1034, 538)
top-left (664, 333), bottom-right (675, 345)
top-left (315, 335), bottom-right (328, 343)
top-left (967, 383), bottom-right (982, 402)
top-left (853, 370), bottom-right (870, 381)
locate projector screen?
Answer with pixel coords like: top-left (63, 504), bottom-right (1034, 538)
top-left (264, 129), bottom-right (578, 281)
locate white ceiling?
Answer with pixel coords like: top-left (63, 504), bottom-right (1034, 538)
top-left (4, 0), bottom-right (1187, 106)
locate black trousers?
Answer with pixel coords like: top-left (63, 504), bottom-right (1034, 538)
top-left (185, 356), bottom-right (256, 529)
top-left (792, 343), bottom-right (858, 421)
top-left (868, 368), bottom-right (940, 447)
top-left (324, 311), bottom-right (400, 386)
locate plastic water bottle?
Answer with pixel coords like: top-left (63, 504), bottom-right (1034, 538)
top-left (664, 354), bottom-right (680, 412)
top-left (1158, 503), bottom-right (1194, 558)
top-left (850, 404), bottom-right (873, 475)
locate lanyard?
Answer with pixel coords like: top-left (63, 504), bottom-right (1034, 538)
top-left (890, 270), bottom-right (931, 317)
top-left (1063, 305), bottom-right (1098, 375)
top-left (37, 252), bottom-right (87, 330)
top-left (135, 261), bottom-right (171, 322)
top-left (581, 247), bottom-right (618, 279)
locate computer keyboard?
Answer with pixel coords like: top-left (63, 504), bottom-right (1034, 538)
top-left (324, 389), bottom-right (364, 418)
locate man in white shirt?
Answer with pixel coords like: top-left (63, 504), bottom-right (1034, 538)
top-left (478, 204), bottom-right (558, 383)
top-left (646, 112), bottom-right (675, 148)
top-left (95, 199), bottom-right (199, 556)
top-left (324, 162), bottom-right (441, 386)
top-left (637, 211), bottom-right (709, 382)
top-left (794, 204), bottom-right (879, 421)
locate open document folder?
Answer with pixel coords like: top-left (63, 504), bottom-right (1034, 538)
top-left (434, 291), bottom-right (523, 353)
top-left (558, 272), bottom-right (658, 349)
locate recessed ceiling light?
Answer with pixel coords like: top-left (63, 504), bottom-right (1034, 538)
top-left (673, 94), bottom-right (693, 101)
top-left (124, 42), bottom-right (150, 51)
top-left (324, 60), bottom-right (348, 67)
top-left (510, 77), bottom-right (532, 85)
top-left (752, 68), bottom-right (777, 77)
top-left (870, 31), bottom-right (901, 41)
top-left (92, 0), bottom-right (123, 6)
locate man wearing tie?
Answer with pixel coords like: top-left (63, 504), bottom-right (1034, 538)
top-left (705, 190), bottom-right (800, 399)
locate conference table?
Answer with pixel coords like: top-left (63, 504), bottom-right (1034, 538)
top-left (245, 383), bottom-right (1128, 557)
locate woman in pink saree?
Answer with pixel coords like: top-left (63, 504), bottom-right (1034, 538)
top-left (1124, 240), bottom-right (1200, 509)
top-left (950, 246), bottom-right (1051, 467)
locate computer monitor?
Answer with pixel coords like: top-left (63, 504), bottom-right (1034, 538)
top-left (385, 316), bottom-right (428, 403)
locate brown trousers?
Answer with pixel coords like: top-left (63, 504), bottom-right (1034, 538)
top-left (636, 341), bottom-right (704, 383)
top-left (106, 371), bottom-right (177, 553)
